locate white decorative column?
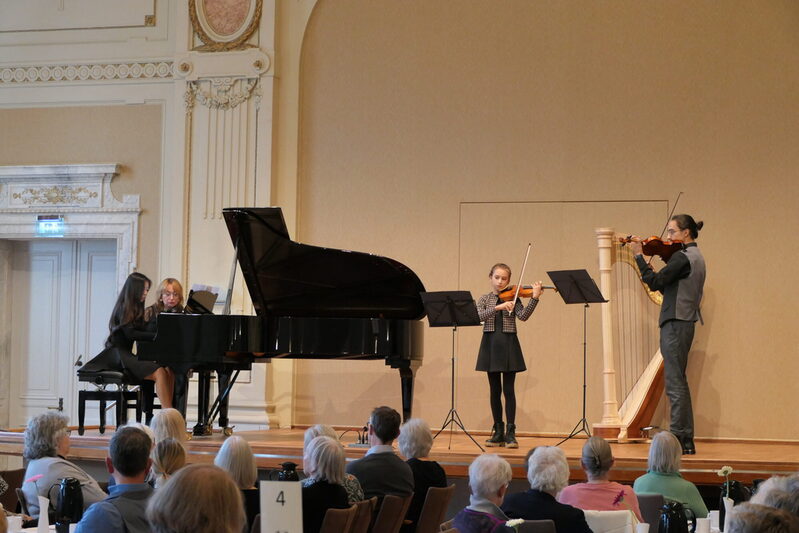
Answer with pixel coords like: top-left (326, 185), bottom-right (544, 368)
top-left (592, 227), bottom-right (623, 438)
top-left (173, 0), bottom-right (289, 428)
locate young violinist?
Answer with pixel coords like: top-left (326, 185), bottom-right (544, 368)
top-left (630, 214), bottom-right (705, 454)
top-left (476, 263), bottom-right (543, 448)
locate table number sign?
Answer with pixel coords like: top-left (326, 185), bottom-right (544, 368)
top-left (259, 480), bottom-right (303, 533)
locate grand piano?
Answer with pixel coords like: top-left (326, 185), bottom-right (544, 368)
top-left (138, 207), bottom-right (426, 435)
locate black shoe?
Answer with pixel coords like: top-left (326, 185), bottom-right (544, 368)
top-left (505, 423), bottom-right (518, 448)
top-left (678, 435), bottom-right (696, 455)
top-left (485, 421), bottom-right (505, 447)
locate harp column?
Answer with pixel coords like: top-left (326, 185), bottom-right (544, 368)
top-left (592, 227), bottom-right (623, 438)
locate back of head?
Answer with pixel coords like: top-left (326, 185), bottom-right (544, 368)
top-left (647, 431), bottom-right (682, 474)
top-left (581, 436), bottom-right (613, 479)
top-left (147, 463), bottom-right (245, 533)
top-left (727, 503), bottom-right (799, 533)
top-left (303, 424), bottom-right (337, 450)
top-left (752, 475), bottom-right (799, 517)
top-left (398, 418), bottom-right (433, 459)
top-left (110, 426), bottom-right (152, 477)
top-left (304, 436), bottom-right (345, 485)
top-left (468, 453), bottom-right (512, 500)
top-left (152, 437), bottom-right (186, 483)
top-left (370, 406), bottom-right (401, 443)
top-left (671, 214), bottom-right (704, 240)
top-left (24, 412), bottom-right (69, 460)
top-left (527, 446), bottom-right (569, 495)
top-left (214, 436), bottom-right (257, 489)
top-left (150, 408), bottom-right (187, 444)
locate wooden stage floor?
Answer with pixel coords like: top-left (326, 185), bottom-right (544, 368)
top-left (1, 427), bottom-right (796, 485)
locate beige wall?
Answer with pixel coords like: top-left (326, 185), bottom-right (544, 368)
top-left (293, 0), bottom-right (799, 439)
top-left (0, 105), bottom-right (163, 278)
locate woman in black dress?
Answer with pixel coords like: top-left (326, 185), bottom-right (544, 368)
top-left (476, 263), bottom-right (542, 448)
top-left (105, 272), bottom-right (174, 408)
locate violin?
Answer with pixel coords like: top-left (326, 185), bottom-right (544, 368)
top-left (619, 235), bottom-right (684, 262)
top-left (498, 284), bottom-right (557, 301)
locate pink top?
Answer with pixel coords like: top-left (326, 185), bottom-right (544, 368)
top-left (557, 481), bottom-right (643, 522)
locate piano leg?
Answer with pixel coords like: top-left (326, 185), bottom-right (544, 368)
top-left (216, 370), bottom-right (231, 429)
top-left (193, 370), bottom-right (213, 436)
top-left (399, 366), bottom-right (416, 422)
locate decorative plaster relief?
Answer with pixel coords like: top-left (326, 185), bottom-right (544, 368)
top-left (0, 61), bottom-right (173, 85)
top-left (189, 0), bottom-right (262, 51)
top-left (186, 77), bottom-right (260, 111)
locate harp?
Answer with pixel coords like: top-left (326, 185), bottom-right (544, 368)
top-left (592, 228), bottom-right (665, 440)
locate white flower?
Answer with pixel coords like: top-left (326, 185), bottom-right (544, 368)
top-left (717, 465), bottom-right (733, 477)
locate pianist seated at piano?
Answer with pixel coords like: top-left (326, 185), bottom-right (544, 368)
top-left (144, 278), bottom-right (185, 322)
top-left (104, 272), bottom-right (175, 409)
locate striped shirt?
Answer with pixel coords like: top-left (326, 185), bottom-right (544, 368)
top-left (476, 292), bottom-right (539, 333)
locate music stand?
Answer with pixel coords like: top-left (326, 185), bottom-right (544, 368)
top-left (420, 291), bottom-right (484, 451)
top-left (547, 270), bottom-right (607, 446)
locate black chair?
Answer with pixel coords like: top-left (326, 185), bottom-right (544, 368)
top-left (637, 493), bottom-right (666, 526)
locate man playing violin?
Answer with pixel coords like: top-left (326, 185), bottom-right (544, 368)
top-left (630, 214), bottom-right (705, 454)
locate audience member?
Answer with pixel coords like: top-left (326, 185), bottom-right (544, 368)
top-left (453, 454), bottom-right (514, 533)
top-left (502, 446), bottom-right (591, 532)
top-left (303, 424), bottom-right (363, 502)
top-left (557, 436), bottom-right (643, 522)
top-left (346, 406), bottom-right (414, 499)
top-left (751, 475), bottom-right (799, 517)
top-left (149, 408), bottom-right (188, 445)
top-left (21, 412), bottom-right (106, 519)
top-left (151, 438), bottom-right (186, 489)
top-left (302, 436), bottom-right (350, 533)
top-left (75, 427), bottom-right (154, 533)
top-left (633, 431), bottom-right (708, 517)
top-left (398, 418), bottom-right (447, 532)
top-left (147, 464), bottom-right (245, 533)
top-left (727, 502), bottom-right (799, 533)
top-left (215, 436), bottom-right (259, 530)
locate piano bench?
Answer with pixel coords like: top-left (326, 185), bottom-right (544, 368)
top-left (77, 371), bottom-right (142, 436)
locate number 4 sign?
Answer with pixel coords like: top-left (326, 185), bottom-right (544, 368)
top-left (259, 480), bottom-right (303, 532)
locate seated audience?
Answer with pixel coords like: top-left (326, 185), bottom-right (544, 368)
top-left (302, 436), bottom-right (350, 533)
top-left (502, 446), bottom-right (591, 532)
top-left (633, 431), bottom-right (708, 517)
top-left (303, 424), bottom-right (363, 502)
top-left (214, 436), bottom-right (259, 530)
top-left (727, 502), bottom-right (799, 533)
top-left (751, 474), bottom-right (799, 517)
top-left (149, 408), bottom-right (188, 445)
top-left (453, 454), bottom-right (515, 533)
top-left (151, 437), bottom-right (186, 488)
top-left (21, 412), bottom-right (106, 519)
top-left (398, 418), bottom-right (447, 532)
top-left (346, 406), bottom-right (414, 499)
top-left (147, 464), bottom-right (245, 533)
top-left (76, 427), bottom-right (154, 533)
top-left (558, 436), bottom-right (643, 522)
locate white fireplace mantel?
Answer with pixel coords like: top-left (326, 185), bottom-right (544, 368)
top-left (0, 163), bottom-right (140, 287)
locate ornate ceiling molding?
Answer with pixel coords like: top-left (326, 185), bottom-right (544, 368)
top-left (0, 61), bottom-right (173, 85)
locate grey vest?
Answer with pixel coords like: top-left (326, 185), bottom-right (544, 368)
top-left (660, 245), bottom-right (705, 325)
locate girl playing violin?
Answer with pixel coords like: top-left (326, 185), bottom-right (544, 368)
top-left (476, 263), bottom-right (543, 448)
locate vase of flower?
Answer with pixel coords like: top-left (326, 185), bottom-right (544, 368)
top-left (717, 466), bottom-right (750, 531)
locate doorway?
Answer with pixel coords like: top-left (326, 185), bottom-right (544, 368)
top-left (7, 239), bottom-right (117, 428)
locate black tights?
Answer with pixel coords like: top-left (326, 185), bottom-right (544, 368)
top-left (487, 372), bottom-right (516, 425)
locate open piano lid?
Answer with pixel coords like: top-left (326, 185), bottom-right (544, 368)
top-left (223, 207), bottom-right (426, 320)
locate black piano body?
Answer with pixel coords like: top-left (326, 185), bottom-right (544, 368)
top-left (138, 207), bottom-right (425, 433)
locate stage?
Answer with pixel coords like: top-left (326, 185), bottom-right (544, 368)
top-left (1, 426), bottom-right (796, 486)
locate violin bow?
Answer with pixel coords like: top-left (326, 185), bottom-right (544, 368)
top-left (509, 243), bottom-right (532, 312)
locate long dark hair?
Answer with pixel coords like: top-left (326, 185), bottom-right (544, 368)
top-left (671, 214), bottom-right (704, 239)
top-left (107, 272), bottom-right (151, 344)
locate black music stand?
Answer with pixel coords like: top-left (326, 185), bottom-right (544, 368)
top-left (547, 270), bottom-right (607, 446)
top-left (420, 291), bottom-right (484, 451)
